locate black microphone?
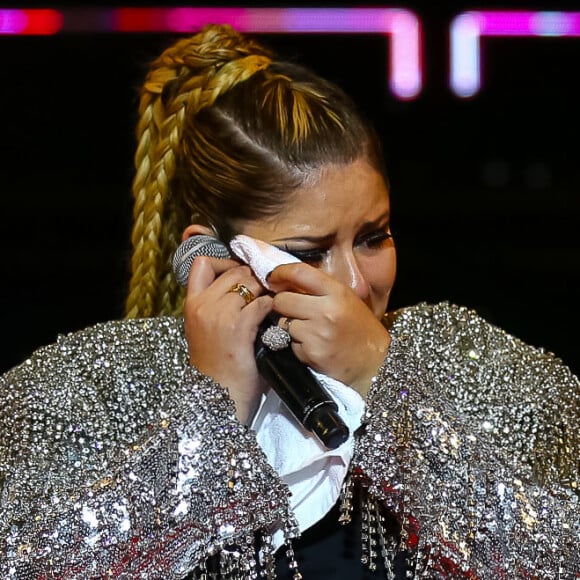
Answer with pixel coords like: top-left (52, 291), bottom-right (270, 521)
top-left (173, 235), bottom-right (350, 450)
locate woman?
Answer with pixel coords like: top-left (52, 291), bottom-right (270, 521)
top-left (1, 24), bottom-right (578, 579)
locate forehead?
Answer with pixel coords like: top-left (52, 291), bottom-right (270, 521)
top-left (239, 159), bottom-right (390, 238)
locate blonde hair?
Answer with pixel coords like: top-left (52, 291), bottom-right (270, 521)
top-left (126, 24), bottom-right (385, 318)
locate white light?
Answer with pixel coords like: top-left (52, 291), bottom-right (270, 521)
top-left (450, 12), bottom-right (481, 98)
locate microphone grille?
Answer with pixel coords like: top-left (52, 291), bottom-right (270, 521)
top-left (172, 235), bottom-right (231, 286)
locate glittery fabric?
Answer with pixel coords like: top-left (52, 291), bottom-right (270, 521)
top-left (352, 302), bottom-right (580, 577)
top-left (1, 303), bottom-right (579, 578)
top-left (0, 318), bottom-right (297, 578)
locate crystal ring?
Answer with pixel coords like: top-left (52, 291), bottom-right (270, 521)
top-left (229, 283), bottom-right (255, 305)
top-left (261, 325), bottom-right (291, 351)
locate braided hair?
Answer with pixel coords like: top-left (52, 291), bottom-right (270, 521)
top-left (126, 24), bottom-right (385, 318)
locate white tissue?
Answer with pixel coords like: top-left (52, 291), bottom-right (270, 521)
top-left (229, 235), bottom-right (300, 289)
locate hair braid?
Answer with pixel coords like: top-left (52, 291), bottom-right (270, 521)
top-left (126, 25), bottom-right (272, 318)
top-left (126, 25), bottom-right (384, 319)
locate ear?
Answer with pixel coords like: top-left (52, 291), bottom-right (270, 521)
top-left (181, 224), bottom-right (216, 242)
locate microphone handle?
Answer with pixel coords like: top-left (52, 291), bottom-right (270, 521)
top-left (255, 316), bottom-right (349, 450)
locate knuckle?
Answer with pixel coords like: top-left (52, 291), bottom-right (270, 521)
top-left (236, 265), bottom-right (252, 277)
top-left (290, 262), bottom-right (309, 282)
top-left (257, 296), bottom-right (273, 312)
top-left (191, 256), bottom-right (212, 273)
top-left (271, 293), bottom-right (285, 310)
top-left (322, 307), bottom-right (340, 326)
top-left (277, 262), bottom-right (305, 281)
top-left (317, 325), bottom-right (335, 344)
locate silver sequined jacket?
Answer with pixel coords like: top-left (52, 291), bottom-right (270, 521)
top-left (1, 302), bottom-right (579, 578)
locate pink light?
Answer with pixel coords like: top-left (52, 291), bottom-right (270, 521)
top-left (480, 11), bottom-right (580, 36)
top-left (114, 7), bottom-right (422, 100)
top-left (451, 11), bottom-right (580, 97)
top-left (478, 12), bottom-right (537, 35)
top-left (2, 7), bottom-right (422, 100)
top-left (0, 9), bottom-right (62, 35)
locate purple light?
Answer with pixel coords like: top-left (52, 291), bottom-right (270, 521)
top-left (0, 7), bottom-right (422, 100)
top-left (451, 11), bottom-right (580, 97)
top-left (479, 11), bottom-right (537, 36)
top-left (121, 7), bottom-right (423, 100)
top-left (0, 10), bottom-right (27, 34)
top-left (0, 9), bottom-right (62, 34)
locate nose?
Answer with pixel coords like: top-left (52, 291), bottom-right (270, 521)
top-left (333, 251), bottom-right (370, 301)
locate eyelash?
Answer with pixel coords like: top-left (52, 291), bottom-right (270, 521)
top-left (283, 229), bottom-right (392, 265)
top-left (285, 247), bottom-right (327, 264)
top-left (360, 230), bottom-right (392, 249)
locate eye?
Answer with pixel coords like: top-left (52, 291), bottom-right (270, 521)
top-left (357, 229), bottom-right (393, 250)
top-left (282, 246), bottom-right (327, 265)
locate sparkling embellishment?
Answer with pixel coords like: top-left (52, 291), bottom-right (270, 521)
top-left (1, 303), bottom-right (579, 578)
top-left (353, 302), bottom-right (580, 577)
top-left (261, 325), bottom-right (291, 351)
top-left (0, 317), bottom-right (298, 578)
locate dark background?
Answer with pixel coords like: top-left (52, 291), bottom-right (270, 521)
top-left (1, 1), bottom-right (579, 375)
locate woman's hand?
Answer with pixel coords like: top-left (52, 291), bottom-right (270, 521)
top-left (183, 256), bottom-right (272, 424)
top-left (267, 263), bottom-right (390, 398)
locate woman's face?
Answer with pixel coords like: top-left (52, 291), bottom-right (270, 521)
top-left (237, 158), bottom-right (396, 319)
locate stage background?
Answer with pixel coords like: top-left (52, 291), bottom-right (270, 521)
top-left (1, 0), bottom-right (579, 375)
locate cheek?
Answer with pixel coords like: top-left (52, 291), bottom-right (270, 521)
top-left (370, 249), bottom-right (397, 293)
top-left (366, 249), bottom-right (397, 314)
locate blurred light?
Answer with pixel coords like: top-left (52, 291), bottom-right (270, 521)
top-left (450, 11), bottom-right (580, 97)
top-left (1, 7), bottom-right (422, 100)
top-left (0, 9), bottom-right (62, 35)
top-left (450, 13), bottom-right (481, 98)
top-left (116, 7), bottom-right (422, 100)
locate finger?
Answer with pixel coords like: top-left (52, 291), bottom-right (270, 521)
top-left (279, 316), bottom-right (304, 345)
top-left (272, 290), bottom-right (326, 321)
top-left (289, 341), bottom-right (310, 369)
top-left (186, 256), bottom-right (242, 296)
top-left (267, 262), bottom-right (334, 296)
top-left (225, 275), bottom-right (267, 307)
top-left (188, 260), bottom-right (265, 302)
top-left (210, 265), bottom-right (268, 297)
top-left (240, 295), bottom-right (274, 329)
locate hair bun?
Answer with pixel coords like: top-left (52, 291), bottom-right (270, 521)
top-left (192, 24), bottom-right (272, 68)
top-left (144, 24), bottom-right (272, 114)
top-left (148, 24), bottom-right (271, 89)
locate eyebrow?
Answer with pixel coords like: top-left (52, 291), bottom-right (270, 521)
top-left (271, 210), bottom-right (390, 244)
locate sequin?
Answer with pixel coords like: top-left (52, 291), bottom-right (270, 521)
top-left (1, 303), bottom-right (579, 578)
top-left (0, 317), bottom-right (297, 578)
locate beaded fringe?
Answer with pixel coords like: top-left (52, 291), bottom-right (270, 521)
top-left (339, 473), bottom-right (415, 579)
top-left (191, 474), bottom-right (414, 579)
top-left (189, 524), bottom-right (300, 580)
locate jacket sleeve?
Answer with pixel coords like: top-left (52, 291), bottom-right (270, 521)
top-left (0, 318), bottom-right (294, 579)
top-left (352, 302), bottom-right (580, 578)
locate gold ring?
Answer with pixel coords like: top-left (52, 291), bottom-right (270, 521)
top-left (280, 317), bottom-right (293, 332)
top-left (229, 283), bottom-right (255, 305)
